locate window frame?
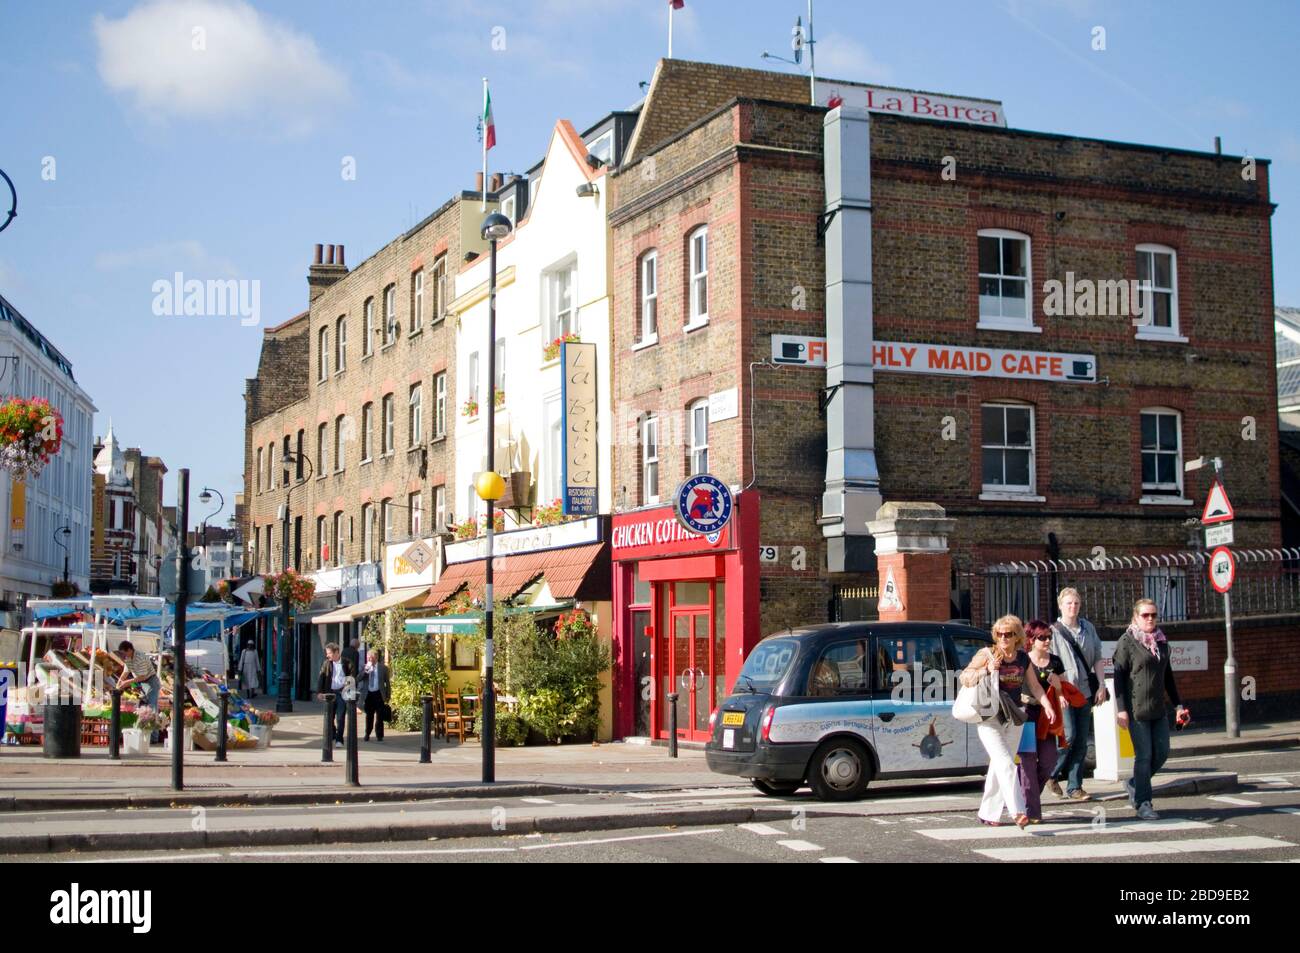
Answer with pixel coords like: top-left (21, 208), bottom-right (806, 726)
top-left (363, 297), bottom-right (375, 356)
top-left (384, 284), bottom-right (398, 346)
top-left (255, 447), bottom-right (262, 493)
top-left (434, 485), bottom-right (446, 533)
top-left (688, 398), bottom-right (709, 476)
top-left (333, 511), bottom-right (344, 566)
top-left (543, 258), bottom-right (578, 342)
top-left (1139, 407), bottom-right (1186, 501)
top-left (318, 326), bottom-right (329, 381)
top-left (335, 316), bottom-right (347, 373)
top-left (361, 402), bottom-right (373, 462)
top-left (976, 228), bottom-right (1036, 332)
top-left (642, 414), bottom-right (660, 505)
top-left (408, 491), bottom-right (422, 538)
top-left (409, 383), bottom-right (423, 447)
top-left (431, 255), bottom-right (447, 324)
top-left (334, 415), bottom-right (346, 473)
top-left (468, 352), bottom-right (480, 413)
top-left (637, 250), bottom-right (658, 346)
top-left (979, 401), bottom-right (1038, 498)
top-left (412, 268), bottom-right (424, 333)
top-left (1135, 244), bottom-right (1184, 342)
top-left (382, 394), bottom-right (394, 455)
top-left (316, 423), bottom-right (327, 476)
top-left (687, 227), bottom-right (708, 328)
top-left (434, 372), bottom-right (447, 439)
top-left (361, 502), bottom-right (374, 562)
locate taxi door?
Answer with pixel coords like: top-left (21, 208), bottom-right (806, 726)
top-left (949, 631), bottom-right (992, 769)
top-left (870, 630), bottom-right (965, 773)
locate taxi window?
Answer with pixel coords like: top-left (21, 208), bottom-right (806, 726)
top-left (808, 640), bottom-right (870, 696)
top-left (872, 635), bottom-right (948, 693)
top-left (736, 638), bottom-right (797, 693)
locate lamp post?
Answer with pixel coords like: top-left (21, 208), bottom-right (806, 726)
top-left (198, 487), bottom-right (224, 590)
top-left (478, 210), bottom-right (513, 784)
top-left (53, 526), bottom-right (71, 584)
top-left (277, 452), bottom-right (313, 713)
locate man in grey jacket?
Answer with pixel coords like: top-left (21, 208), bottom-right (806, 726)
top-left (1047, 587), bottom-right (1108, 801)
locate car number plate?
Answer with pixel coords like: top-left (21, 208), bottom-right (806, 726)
top-left (723, 729), bottom-right (735, 749)
top-left (722, 711), bottom-right (745, 726)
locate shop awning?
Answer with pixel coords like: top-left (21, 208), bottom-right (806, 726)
top-left (311, 586), bottom-right (432, 625)
top-left (423, 542), bottom-right (609, 607)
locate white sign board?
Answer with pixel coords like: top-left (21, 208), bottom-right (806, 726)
top-left (385, 536), bottom-right (441, 588)
top-left (816, 80), bottom-right (1006, 128)
top-left (772, 335), bottom-right (828, 367)
top-left (445, 516), bottom-right (601, 564)
top-left (758, 545), bottom-right (780, 564)
top-left (1201, 481), bottom-right (1234, 524)
top-left (709, 387), bottom-right (739, 422)
top-left (874, 341), bottom-right (1097, 384)
top-left (1205, 523), bottom-right (1234, 548)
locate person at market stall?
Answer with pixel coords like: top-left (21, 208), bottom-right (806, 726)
top-left (362, 649), bottom-right (391, 743)
top-left (116, 641), bottom-right (161, 743)
top-left (238, 640), bottom-right (261, 699)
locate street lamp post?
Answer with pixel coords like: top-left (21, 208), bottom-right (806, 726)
top-left (53, 526), bottom-right (71, 584)
top-left (276, 453), bottom-right (312, 713)
top-left (198, 487), bottom-right (224, 591)
top-left (478, 210), bottom-right (513, 784)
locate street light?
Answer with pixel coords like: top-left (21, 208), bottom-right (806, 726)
top-left (53, 526), bottom-right (72, 584)
top-left (198, 487), bottom-right (224, 549)
top-left (478, 211), bottom-right (512, 783)
top-left (276, 452), bottom-right (313, 713)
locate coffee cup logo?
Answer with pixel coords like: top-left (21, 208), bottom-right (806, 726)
top-left (779, 341), bottom-right (806, 362)
top-left (1069, 359), bottom-right (1094, 380)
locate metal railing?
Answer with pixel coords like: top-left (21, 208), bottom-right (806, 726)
top-left (957, 548), bottom-right (1300, 630)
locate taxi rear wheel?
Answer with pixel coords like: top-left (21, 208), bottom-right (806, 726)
top-left (808, 738), bottom-right (873, 801)
top-left (751, 779), bottom-right (802, 796)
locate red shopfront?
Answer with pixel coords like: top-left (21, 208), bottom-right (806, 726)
top-left (611, 492), bottom-right (761, 742)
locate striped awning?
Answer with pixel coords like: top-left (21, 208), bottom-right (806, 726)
top-left (423, 542), bottom-right (608, 607)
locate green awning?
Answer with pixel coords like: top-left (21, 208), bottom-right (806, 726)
top-left (406, 614), bottom-right (480, 635)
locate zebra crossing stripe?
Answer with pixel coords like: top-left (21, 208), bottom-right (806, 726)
top-left (738, 823), bottom-right (784, 836)
top-left (1207, 795), bottom-right (1263, 806)
top-left (975, 836), bottom-right (1293, 861)
top-left (918, 819), bottom-right (1211, 841)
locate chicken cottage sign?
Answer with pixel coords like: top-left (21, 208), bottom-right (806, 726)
top-left (816, 80), bottom-right (1006, 128)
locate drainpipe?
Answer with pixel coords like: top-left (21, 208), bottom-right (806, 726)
top-left (820, 105), bottom-right (881, 573)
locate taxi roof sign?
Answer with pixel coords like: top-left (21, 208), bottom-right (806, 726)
top-left (1201, 480), bottom-right (1234, 525)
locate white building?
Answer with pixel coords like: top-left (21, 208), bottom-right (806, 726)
top-left (0, 293), bottom-right (96, 621)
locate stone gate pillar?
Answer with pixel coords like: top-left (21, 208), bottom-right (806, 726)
top-left (866, 502), bottom-right (956, 622)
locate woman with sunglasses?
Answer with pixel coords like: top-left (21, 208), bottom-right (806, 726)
top-left (1019, 619), bottom-right (1065, 822)
top-left (1113, 598), bottom-right (1188, 821)
top-left (960, 615), bottom-right (1049, 828)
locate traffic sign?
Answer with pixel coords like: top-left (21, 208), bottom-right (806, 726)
top-left (1201, 480), bottom-right (1234, 525)
top-left (1209, 546), bottom-right (1236, 594)
top-left (1205, 523), bottom-right (1234, 548)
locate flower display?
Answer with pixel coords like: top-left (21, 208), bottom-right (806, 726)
top-left (132, 706), bottom-right (161, 732)
top-left (263, 568), bottom-right (316, 609)
top-left (461, 398), bottom-right (479, 418)
top-left (494, 388), bottom-right (505, 407)
top-left (531, 498), bottom-right (578, 528)
top-left (256, 709), bottom-right (280, 726)
top-left (451, 513), bottom-right (504, 539)
top-left (542, 332), bottom-right (580, 363)
top-left (0, 397), bottom-right (63, 481)
top-left (553, 608), bottom-right (596, 641)
top-left (182, 708), bottom-right (202, 726)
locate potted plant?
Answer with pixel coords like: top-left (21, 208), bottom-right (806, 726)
top-left (263, 568), bottom-right (316, 610)
top-left (531, 498), bottom-right (570, 528)
top-left (542, 331), bottom-right (580, 363)
top-left (0, 396), bottom-right (63, 481)
top-left (123, 705), bottom-right (160, 756)
top-left (494, 388), bottom-right (506, 408)
top-left (461, 397), bottom-right (479, 418)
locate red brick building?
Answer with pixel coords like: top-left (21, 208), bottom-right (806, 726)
top-left (606, 60), bottom-right (1278, 741)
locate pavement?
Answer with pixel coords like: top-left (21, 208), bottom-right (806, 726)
top-left (1, 704), bottom-right (1296, 855)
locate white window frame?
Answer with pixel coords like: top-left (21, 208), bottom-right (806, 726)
top-left (495, 338), bottom-right (506, 399)
top-left (335, 316), bottom-right (346, 372)
top-left (268, 444), bottom-right (276, 490)
top-left (384, 284), bottom-right (397, 346)
top-left (382, 395), bottom-right (394, 454)
top-left (318, 327), bottom-right (329, 381)
top-left (587, 130), bottom-right (614, 165)
top-left (409, 383), bottom-right (423, 447)
top-left (642, 414), bottom-right (660, 504)
top-left (333, 512), bottom-right (344, 566)
top-left (544, 395), bottom-right (563, 503)
top-left (1139, 408), bottom-right (1190, 504)
top-left (363, 297), bottom-right (374, 355)
top-left (543, 259), bottom-right (578, 342)
top-left (432, 256), bottom-right (446, 323)
top-left (361, 403), bottom-right (373, 462)
top-left (468, 352), bottom-right (480, 412)
top-left (434, 372), bottom-right (447, 438)
top-left (434, 485), bottom-right (446, 532)
top-left (1135, 244), bottom-right (1185, 342)
top-left (501, 195), bottom-right (516, 225)
top-left (408, 491), bottom-right (423, 537)
top-left (977, 228), bottom-right (1037, 332)
top-left (382, 499), bottom-right (394, 544)
top-left (979, 402), bottom-right (1040, 500)
top-left (637, 250), bottom-right (658, 347)
top-left (412, 269), bottom-right (424, 332)
top-left (687, 227), bottom-right (708, 329)
top-left (317, 423), bottom-right (327, 476)
top-left (688, 399), bottom-right (709, 476)
top-left (361, 503), bottom-right (374, 562)
top-left (334, 415), bottom-right (346, 472)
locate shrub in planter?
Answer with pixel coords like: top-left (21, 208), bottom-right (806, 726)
top-left (393, 704), bottom-right (424, 732)
top-left (476, 705), bottom-right (528, 747)
top-left (512, 628), bottom-right (610, 743)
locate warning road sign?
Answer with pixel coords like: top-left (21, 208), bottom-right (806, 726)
top-left (879, 565), bottom-right (904, 611)
top-left (1209, 546), bottom-right (1235, 594)
top-left (1201, 480), bottom-right (1234, 525)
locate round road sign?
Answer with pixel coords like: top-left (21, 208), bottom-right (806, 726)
top-left (1209, 546), bottom-right (1235, 594)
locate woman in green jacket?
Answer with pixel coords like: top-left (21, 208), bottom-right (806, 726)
top-left (1113, 598), bottom-right (1189, 821)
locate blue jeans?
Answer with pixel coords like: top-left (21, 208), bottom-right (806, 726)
top-left (1129, 715), bottom-right (1171, 806)
top-left (1051, 699), bottom-right (1093, 792)
top-left (140, 676), bottom-right (161, 742)
top-left (333, 693), bottom-right (348, 742)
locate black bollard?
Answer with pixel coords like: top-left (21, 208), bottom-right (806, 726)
top-left (345, 692), bottom-right (359, 786)
top-left (215, 687), bottom-right (228, 762)
top-left (420, 694), bottom-right (433, 764)
top-left (668, 692), bottom-right (679, 759)
top-left (321, 693), bottom-right (335, 763)
top-left (109, 688), bottom-right (122, 761)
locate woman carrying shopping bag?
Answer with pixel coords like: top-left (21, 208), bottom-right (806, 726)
top-left (959, 615), bottom-right (1052, 829)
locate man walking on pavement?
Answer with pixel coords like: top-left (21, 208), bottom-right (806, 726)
top-left (316, 642), bottom-right (353, 745)
top-left (1048, 587), bottom-right (1108, 801)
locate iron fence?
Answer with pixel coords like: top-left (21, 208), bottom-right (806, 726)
top-left (957, 548), bottom-right (1300, 630)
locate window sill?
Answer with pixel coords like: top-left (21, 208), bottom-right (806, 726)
top-left (360, 457), bottom-right (372, 467)
top-left (539, 358), bottom-right (560, 370)
top-left (976, 320), bottom-right (1042, 334)
top-left (979, 491), bottom-right (1046, 503)
top-left (409, 328), bottom-right (423, 339)
top-left (1139, 496), bottom-right (1193, 506)
top-left (430, 434), bottom-right (447, 445)
top-left (316, 474), bottom-right (327, 482)
top-left (381, 342), bottom-right (397, 353)
top-left (684, 318), bottom-right (709, 334)
top-left (1134, 330), bottom-right (1189, 344)
top-left (334, 370), bottom-right (346, 378)
top-left (361, 352), bottom-right (373, 362)
top-left (632, 335), bottom-right (659, 352)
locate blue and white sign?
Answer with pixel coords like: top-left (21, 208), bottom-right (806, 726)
top-left (674, 474), bottom-right (734, 535)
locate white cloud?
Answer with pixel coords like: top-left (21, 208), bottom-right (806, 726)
top-left (814, 33), bottom-right (892, 83)
top-left (94, 0), bottom-right (348, 133)
top-left (95, 240), bottom-right (239, 278)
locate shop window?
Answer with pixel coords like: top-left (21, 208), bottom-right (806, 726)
top-left (632, 563), bottom-right (651, 605)
top-left (977, 229), bottom-right (1032, 330)
top-left (673, 580), bottom-right (710, 605)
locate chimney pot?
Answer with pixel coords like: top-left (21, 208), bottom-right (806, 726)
top-left (314, 243), bottom-right (323, 265)
top-left (490, 173), bottom-right (503, 192)
top-left (326, 244), bottom-right (335, 265)
top-left (475, 171), bottom-right (484, 193)
top-left (337, 245), bottom-right (345, 267)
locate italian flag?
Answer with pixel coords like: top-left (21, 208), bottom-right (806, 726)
top-left (483, 85), bottom-right (496, 151)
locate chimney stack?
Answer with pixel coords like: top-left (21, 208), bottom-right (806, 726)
top-left (475, 171), bottom-right (484, 193)
top-left (337, 245), bottom-right (345, 267)
top-left (308, 241), bottom-right (349, 304)
top-left (490, 172), bottom-right (503, 192)
top-left (314, 243), bottom-right (324, 265)
top-left (326, 244), bottom-right (335, 265)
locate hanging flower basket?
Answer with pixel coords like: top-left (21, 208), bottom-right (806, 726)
top-left (542, 332), bottom-right (580, 363)
top-left (263, 568), bottom-right (316, 609)
top-left (461, 398), bottom-right (479, 418)
top-left (0, 397), bottom-right (63, 481)
top-left (554, 608), bottom-right (596, 641)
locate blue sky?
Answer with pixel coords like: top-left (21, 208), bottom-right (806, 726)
top-left (2, 0), bottom-right (1297, 521)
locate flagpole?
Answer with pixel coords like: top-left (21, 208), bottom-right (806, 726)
top-left (481, 77), bottom-right (488, 212)
top-left (668, 4), bottom-right (673, 58)
top-left (807, 0), bottom-right (816, 105)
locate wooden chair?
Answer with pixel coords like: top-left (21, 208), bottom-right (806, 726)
top-left (460, 686), bottom-right (478, 740)
top-left (444, 692), bottom-right (467, 743)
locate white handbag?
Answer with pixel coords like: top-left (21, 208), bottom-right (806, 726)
top-left (952, 669), bottom-right (1000, 725)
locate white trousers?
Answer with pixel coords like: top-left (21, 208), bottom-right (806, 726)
top-left (977, 720), bottom-right (1027, 822)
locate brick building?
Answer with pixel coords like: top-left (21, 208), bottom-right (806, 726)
top-left (606, 60), bottom-right (1279, 741)
top-left (90, 425), bottom-right (167, 595)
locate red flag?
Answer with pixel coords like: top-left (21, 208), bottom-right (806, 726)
top-left (669, 0), bottom-right (684, 8)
